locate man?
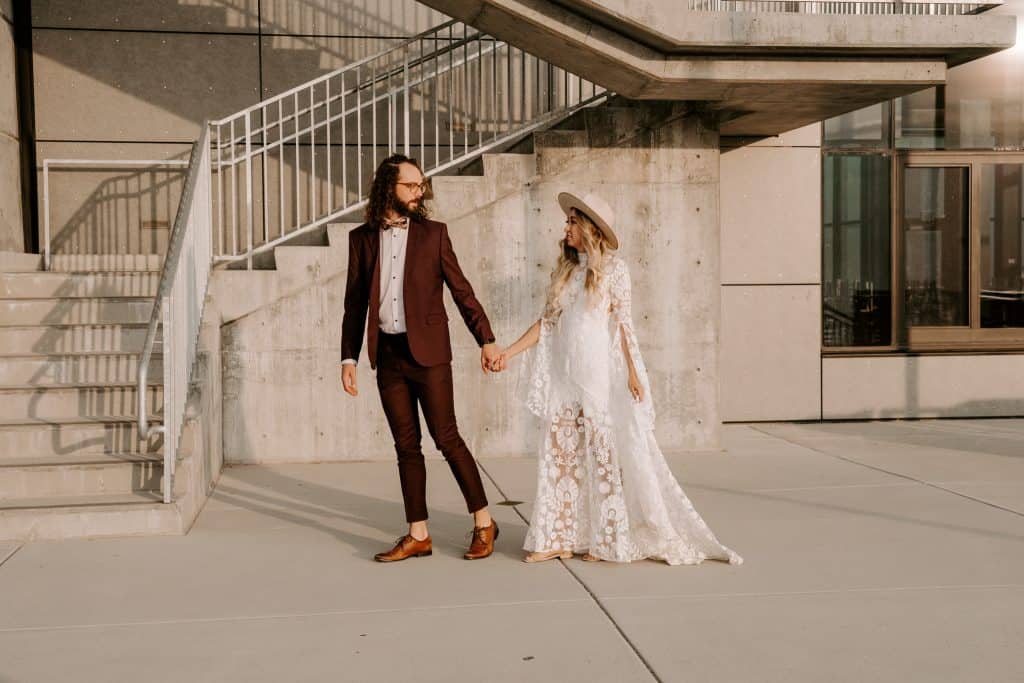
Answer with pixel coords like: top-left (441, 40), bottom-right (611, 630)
top-left (340, 154), bottom-right (502, 562)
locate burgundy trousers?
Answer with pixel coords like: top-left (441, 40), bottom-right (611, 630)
top-left (375, 331), bottom-right (489, 522)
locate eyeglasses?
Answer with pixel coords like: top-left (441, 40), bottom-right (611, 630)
top-left (396, 181), bottom-right (428, 194)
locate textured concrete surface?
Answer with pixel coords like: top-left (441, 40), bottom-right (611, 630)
top-left (0, 19), bottom-right (21, 254)
top-left (416, 0), bottom-right (1012, 136)
top-left (220, 104), bottom-right (723, 462)
top-left (823, 354), bottom-right (1024, 419)
top-left (0, 420), bottom-right (1021, 682)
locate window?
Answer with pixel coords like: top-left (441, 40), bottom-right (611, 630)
top-left (822, 0), bottom-right (1024, 352)
top-left (980, 163), bottom-right (1024, 328)
top-left (822, 155), bottom-right (892, 347)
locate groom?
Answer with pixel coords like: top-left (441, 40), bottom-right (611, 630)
top-left (341, 154), bottom-right (502, 562)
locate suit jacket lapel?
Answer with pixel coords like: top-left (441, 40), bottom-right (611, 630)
top-left (368, 227), bottom-right (382, 315)
top-left (403, 218), bottom-right (420, 303)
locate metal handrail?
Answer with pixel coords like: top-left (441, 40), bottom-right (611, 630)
top-left (138, 125), bottom-right (213, 504)
top-left (688, 0), bottom-right (1001, 12)
top-left (210, 20), bottom-right (608, 265)
top-left (124, 20), bottom-right (608, 502)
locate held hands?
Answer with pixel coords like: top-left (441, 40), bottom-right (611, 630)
top-left (480, 343), bottom-right (503, 374)
top-left (481, 343), bottom-right (512, 373)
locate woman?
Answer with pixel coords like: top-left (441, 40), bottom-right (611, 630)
top-left (495, 192), bottom-right (743, 566)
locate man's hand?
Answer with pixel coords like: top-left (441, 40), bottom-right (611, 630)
top-left (342, 364), bottom-right (358, 396)
top-left (480, 343), bottom-right (502, 373)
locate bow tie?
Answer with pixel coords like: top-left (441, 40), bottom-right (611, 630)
top-left (382, 217), bottom-right (409, 230)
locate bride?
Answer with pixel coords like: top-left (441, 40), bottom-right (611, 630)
top-left (494, 192), bottom-right (743, 566)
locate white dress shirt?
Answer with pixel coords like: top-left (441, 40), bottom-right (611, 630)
top-left (342, 222), bottom-right (409, 366)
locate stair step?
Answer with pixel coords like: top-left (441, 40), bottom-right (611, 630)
top-left (273, 244), bottom-right (344, 277)
top-left (0, 417), bottom-right (163, 457)
top-left (326, 223), bottom-right (362, 247)
top-left (48, 254), bottom-right (162, 272)
top-left (0, 298), bottom-right (154, 326)
top-left (0, 353), bottom-right (162, 385)
top-left (0, 272), bottom-right (160, 298)
top-left (0, 452), bottom-right (163, 467)
top-left (0, 324), bottom-right (152, 354)
top-left (0, 491), bottom-right (178, 541)
top-left (0, 384), bottom-right (162, 421)
top-left (0, 457), bottom-right (163, 500)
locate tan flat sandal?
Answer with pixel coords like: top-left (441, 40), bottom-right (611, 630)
top-left (523, 549), bottom-right (573, 563)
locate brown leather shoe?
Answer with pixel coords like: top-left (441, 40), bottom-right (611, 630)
top-left (464, 520), bottom-right (499, 560)
top-left (374, 535), bottom-right (432, 562)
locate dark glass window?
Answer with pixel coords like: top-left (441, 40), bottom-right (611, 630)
top-left (981, 163), bottom-right (1024, 327)
top-left (902, 167), bottom-right (970, 326)
top-left (823, 154), bottom-right (892, 346)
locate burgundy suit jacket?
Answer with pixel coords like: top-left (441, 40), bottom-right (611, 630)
top-left (340, 217), bottom-right (496, 370)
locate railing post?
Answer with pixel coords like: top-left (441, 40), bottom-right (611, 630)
top-left (403, 54), bottom-right (411, 156)
top-left (42, 161), bottom-right (50, 271)
top-left (161, 295), bottom-right (173, 504)
top-left (244, 111), bottom-right (254, 270)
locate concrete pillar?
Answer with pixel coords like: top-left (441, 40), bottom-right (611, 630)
top-left (0, 5), bottom-right (24, 253)
top-left (475, 101), bottom-right (722, 454)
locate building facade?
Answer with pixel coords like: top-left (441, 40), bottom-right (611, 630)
top-left (721, 0), bottom-right (1024, 421)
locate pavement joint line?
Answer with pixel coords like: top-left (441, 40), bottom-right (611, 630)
top-left (0, 598), bottom-right (591, 635)
top-left (601, 583), bottom-right (1024, 602)
top-left (749, 425), bottom-right (1024, 520)
top-left (897, 420), bottom-right (1024, 439)
top-left (475, 459), bottom-right (663, 683)
top-left (746, 482), bottom-right (919, 493)
top-left (0, 543), bottom-right (23, 570)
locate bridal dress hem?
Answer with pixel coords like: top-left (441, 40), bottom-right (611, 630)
top-left (517, 253), bottom-right (742, 567)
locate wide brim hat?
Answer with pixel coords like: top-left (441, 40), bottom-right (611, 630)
top-left (557, 191), bottom-right (618, 250)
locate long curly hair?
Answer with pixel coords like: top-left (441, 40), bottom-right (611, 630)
top-left (364, 154), bottom-right (431, 227)
top-left (543, 208), bottom-right (613, 320)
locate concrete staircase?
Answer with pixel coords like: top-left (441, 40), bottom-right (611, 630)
top-left (0, 257), bottom-right (182, 541)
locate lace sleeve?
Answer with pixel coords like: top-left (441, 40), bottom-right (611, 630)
top-left (609, 257), bottom-right (633, 333)
top-left (607, 257), bottom-right (656, 428)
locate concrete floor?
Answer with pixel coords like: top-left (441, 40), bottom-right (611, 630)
top-left (0, 420), bottom-right (1022, 683)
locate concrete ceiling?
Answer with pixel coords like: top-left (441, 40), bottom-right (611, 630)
top-left (417, 0), bottom-right (1016, 138)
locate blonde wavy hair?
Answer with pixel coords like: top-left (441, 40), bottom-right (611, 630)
top-left (543, 208), bottom-right (613, 320)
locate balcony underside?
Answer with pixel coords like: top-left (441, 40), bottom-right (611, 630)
top-left (422, 0), bottom-right (1015, 138)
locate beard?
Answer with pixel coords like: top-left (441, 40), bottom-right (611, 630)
top-left (391, 194), bottom-right (429, 221)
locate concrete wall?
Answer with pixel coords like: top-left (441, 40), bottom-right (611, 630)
top-left (30, 0), bottom-right (447, 255)
top-left (219, 103), bottom-right (723, 463)
top-left (823, 354), bottom-right (1024, 418)
top-left (0, 3), bottom-right (23, 252)
top-left (719, 123), bottom-right (822, 421)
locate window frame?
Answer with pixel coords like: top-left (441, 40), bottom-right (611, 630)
top-left (898, 150), bottom-right (1024, 352)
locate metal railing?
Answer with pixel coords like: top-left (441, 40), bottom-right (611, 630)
top-left (138, 126), bottom-right (213, 504)
top-left (688, 0), bottom-right (1001, 13)
top-left (209, 19), bottom-right (607, 266)
top-left (41, 159), bottom-right (190, 270)
top-left (125, 20), bottom-right (606, 502)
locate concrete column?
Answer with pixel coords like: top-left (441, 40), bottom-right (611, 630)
top-left (0, 4), bottom-right (24, 252)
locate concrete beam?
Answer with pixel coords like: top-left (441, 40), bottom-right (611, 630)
top-left (418, 0), bottom-right (1012, 136)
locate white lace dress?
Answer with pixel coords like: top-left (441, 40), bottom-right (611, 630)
top-left (519, 253), bottom-right (742, 566)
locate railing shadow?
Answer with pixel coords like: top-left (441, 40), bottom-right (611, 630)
top-left (14, 162), bottom-right (191, 460)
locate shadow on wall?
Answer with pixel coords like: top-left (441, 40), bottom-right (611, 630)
top-left (32, 0), bottom-right (448, 131)
top-left (45, 164), bottom-right (188, 257)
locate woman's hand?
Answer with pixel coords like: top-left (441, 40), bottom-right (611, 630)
top-left (628, 372), bottom-right (644, 402)
top-left (489, 351), bottom-right (509, 373)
